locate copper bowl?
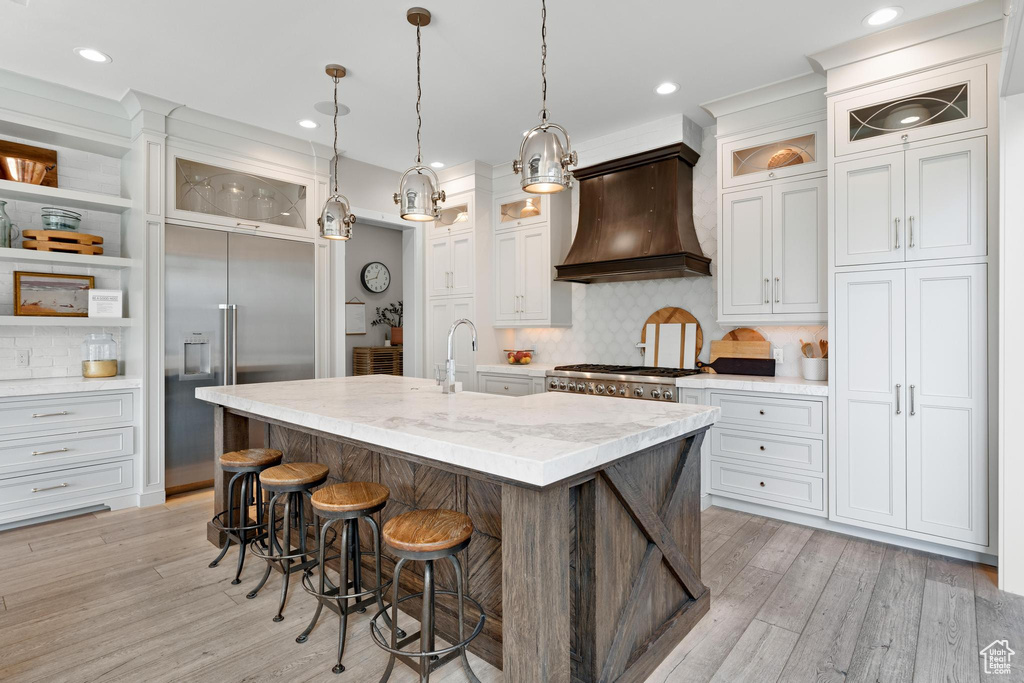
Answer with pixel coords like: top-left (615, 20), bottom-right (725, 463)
top-left (1, 157), bottom-right (55, 185)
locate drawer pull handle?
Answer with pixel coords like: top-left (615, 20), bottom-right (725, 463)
top-left (759, 445), bottom-right (766, 451)
top-left (759, 481), bottom-right (766, 487)
top-left (32, 411), bottom-right (69, 418)
top-left (759, 410), bottom-right (765, 415)
top-left (32, 448), bottom-right (70, 456)
top-left (31, 483), bottom-right (68, 493)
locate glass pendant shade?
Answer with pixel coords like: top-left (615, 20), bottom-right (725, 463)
top-left (319, 193), bottom-right (355, 240)
top-left (394, 166), bottom-right (445, 222)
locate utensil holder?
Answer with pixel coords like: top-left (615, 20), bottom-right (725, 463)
top-left (800, 357), bottom-right (827, 381)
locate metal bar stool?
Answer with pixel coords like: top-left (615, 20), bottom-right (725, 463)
top-left (296, 482), bottom-right (406, 674)
top-left (370, 509), bottom-right (486, 683)
top-left (209, 448), bottom-right (283, 585)
top-left (247, 462), bottom-right (330, 622)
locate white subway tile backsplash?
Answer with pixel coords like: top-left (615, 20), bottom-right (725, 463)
top-left (515, 124), bottom-right (827, 378)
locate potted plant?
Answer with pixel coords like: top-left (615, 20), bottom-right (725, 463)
top-left (371, 301), bottom-right (403, 346)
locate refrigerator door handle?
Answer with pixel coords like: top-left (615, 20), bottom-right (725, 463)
top-left (219, 304), bottom-right (238, 385)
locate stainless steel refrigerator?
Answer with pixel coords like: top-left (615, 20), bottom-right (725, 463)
top-left (164, 224), bottom-right (315, 490)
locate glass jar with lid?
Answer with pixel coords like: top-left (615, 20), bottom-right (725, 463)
top-left (81, 333), bottom-right (118, 378)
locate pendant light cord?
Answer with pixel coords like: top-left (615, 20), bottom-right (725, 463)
top-left (332, 74), bottom-right (340, 194)
top-left (540, 0), bottom-right (548, 123)
top-left (415, 19), bottom-right (423, 165)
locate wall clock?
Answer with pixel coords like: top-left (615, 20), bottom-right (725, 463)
top-left (360, 261), bottom-right (391, 293)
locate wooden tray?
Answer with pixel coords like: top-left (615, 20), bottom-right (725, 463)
top-left (639, 307), bottom-right (702, 368)
top-left (21, 230), bottom-right (104, 255)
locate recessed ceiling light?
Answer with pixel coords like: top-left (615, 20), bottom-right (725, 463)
top-left (655, 82), bottom-right (680, 95)
top-left (297, 119), bottom-right (319, 129)
top-left (74, 47), bottom-right (111, 63)
top-left (900, 115), bottom-right (921, 124)
top-left (863, 6), bottom-right (903, 27)
top-left (430, 161), bottom-right (444, 168)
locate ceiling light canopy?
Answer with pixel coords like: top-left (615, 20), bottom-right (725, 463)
top-left (318, 64), bottom-right (356, 241)
top-left (863, 6), bottom-right (902, 27)
top-left (511, 0), bottom-right (577, 194)
top-left (655, 82), bottom-right (679, 95)
top-left (394, 7), bottom-right (445, 222)
top-left (297, 119), bottom-right (319, 129)
top-left (74, 47), bottom-right (111, 63)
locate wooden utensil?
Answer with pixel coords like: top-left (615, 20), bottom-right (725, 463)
top-left (697, 357), bottom-right (776, 377)
top-left (800, 340), bottom-right (815, 358)
top-left (722, 327), bottom-right (765, 342)
top-left (819, 340), bottom-right (828, 359)
top-left (710, 340), bottom-right (771, 362)
top-left (639, 307), bottom-right (702, 368)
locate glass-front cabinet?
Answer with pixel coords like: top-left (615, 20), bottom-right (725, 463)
top-left (721, 120), bottom-right (826, 188)
top-left (168, 150), bottom-right (316, 240)
top-left (494, 192), bottom-right (546, 231)
top-left (834, 63), bottom-right (987, 156)
top-left (429, 190), bottom-right (473, 237)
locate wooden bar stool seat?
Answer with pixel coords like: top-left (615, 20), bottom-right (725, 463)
top-left (298, 481), bottom-right (405, 675)
top-left (312, 481), bottom-right (390, 514)
top-left (372, 508), bottom-right (485, 682)
top-left (219, 448), bottom-right (283, 468)
top-left (208, 449), bottom-right (283, 585)
top-left (247, 461), bottom-right (329, 622)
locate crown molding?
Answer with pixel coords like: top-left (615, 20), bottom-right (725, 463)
top-left (700, 72), bottom-right (826, 119)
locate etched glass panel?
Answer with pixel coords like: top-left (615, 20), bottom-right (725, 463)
top-left (174, 158), bottom-right (307, 229)
top-left (436, 201), bottom-right (470, 228)
top-left (498, 197), bottom-right (543, 223)
top-left (849, 83), bottom-right (968, 142)
top-left (732, 133), bottom-right (817, 178)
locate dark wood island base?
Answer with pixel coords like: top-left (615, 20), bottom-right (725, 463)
top-left (208, 407), bottom-right (710, 683)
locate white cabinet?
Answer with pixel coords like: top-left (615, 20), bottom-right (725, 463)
top-left (833, 265), bottom-right (988, 545)
top-left (427, 232), bottom-right (474, 298)
top-left (835, 137), bottom-right (986, 266)
top-left (721, 120), bottom-right (826, 189)
top-left (428, 191), bottom-right (474, 238)
top-left (834, 270), bottom-right (907, 528)
top-left (720, 177), bottom-right (826, 322)
top-left (492, 225), bottom-right (569, 327)
top-left (426, 297), bottom-right (475, 390)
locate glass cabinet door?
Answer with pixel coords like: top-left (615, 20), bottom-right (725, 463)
top-left (495, 194), bottom-right (545, 231)
top-left (848, 83), bottom-right (968, 144)
top-left (173, 156), bottom-right (309, 235)
top-left (429, 192), bottom-right (473, 236)
top-left (721, 121), bottom-right (826, 188)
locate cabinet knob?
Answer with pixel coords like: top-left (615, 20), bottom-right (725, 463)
top-left (901, 134), bottom-right (909, 142)
top-left (759, 445), bottom-right (766, 451)
top-left (768, 171), bottom-right (775, 178)
top-left (759, 410), bottom-right (765, 415)
top-left (759, 481), bottom-right (766, 487)
top-left (504, 385), bottom-right (509, 390)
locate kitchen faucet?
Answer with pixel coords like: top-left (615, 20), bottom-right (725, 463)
top-left (444, 318), bottom-right (477, 394)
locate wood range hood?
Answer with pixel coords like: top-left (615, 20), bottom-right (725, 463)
top-left (555, 142), bottom-right (711, 283)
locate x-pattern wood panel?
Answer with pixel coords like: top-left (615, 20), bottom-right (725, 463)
top-left (597, 433), bottom-right (707, 682)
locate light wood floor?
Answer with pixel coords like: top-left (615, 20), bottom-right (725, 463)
top-left (0, 491), bottom-right (1021, 682)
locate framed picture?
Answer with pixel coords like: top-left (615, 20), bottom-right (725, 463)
top-left (14, 271), bottom-right (95, 317)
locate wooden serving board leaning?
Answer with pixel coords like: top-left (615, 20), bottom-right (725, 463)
top-left (639, 306), bottom-right (703, 368)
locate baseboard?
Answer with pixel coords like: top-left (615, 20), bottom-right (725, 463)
top-left (708, 495), bottom-right (998, 566)
top-left (138, 490), bottom-right (166, 507)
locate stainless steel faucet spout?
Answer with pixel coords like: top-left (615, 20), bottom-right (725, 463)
top-left (444, 318), bottom-right (477, 394)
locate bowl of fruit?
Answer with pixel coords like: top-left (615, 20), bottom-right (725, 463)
top-left (504, 349), bottom-right (535, 365)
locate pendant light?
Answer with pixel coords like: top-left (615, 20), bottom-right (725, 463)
top-left (512, 0), bottom-right (577, 194)
top-left (318, 64), bottom-right (356, 240)
top-left (394, 7), bottom-right (445, 222)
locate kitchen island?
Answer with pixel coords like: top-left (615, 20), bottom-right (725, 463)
top-left (197, 375), bottom-right (718, 683)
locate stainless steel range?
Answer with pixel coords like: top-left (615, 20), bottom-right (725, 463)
top-left (545, 364), bottom-right (701, 402)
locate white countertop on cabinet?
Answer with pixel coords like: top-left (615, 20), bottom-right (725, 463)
top-left (0, 376), bottom-right (142, 398)
top-left (674, 374), bottom-right (828, 396)
top-left (197, 375), bottom-right (718, 487)
top-left (475, 363), bottom-right (557, 378)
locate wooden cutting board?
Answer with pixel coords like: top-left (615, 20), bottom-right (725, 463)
top-left (710, 340), bottom-right (771, 362)
top-left (640, 307), bottom-right (702, 368)
top-left (722, 327), bottom-right (765, 341)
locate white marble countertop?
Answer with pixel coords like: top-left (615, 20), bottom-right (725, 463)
top-left (196, 375), bottom-right (718, 488)
top-left (674, 374), bottom-right (828, 396)
top-left (0, 376), bottom-right (142, 398)
top-left (475, 363), bottom-right (557, 378)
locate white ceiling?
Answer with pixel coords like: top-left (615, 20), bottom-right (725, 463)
top-left (0, 0), bottom-right (976, 172)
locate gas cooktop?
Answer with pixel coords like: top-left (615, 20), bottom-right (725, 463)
top-left (552, 364), bottom-right (701, 378)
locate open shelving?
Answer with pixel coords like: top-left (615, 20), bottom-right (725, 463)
top-left (0, 178), bottom-right (131, 214)
top-left (0, 247), bottom-right (132, 268)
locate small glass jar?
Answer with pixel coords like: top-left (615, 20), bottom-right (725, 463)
top-left (81, 333), bottom-right (118, 378)
top-left (217, 182), bottom-right (247, 218)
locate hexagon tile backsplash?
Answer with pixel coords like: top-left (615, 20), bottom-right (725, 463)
top-left (515, 125), bottom-right (827, 379)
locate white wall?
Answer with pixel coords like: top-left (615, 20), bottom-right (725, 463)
top-left (999, 93), bottom-right (1024, 595)
top-left (343, 223), bottom-right (404, 376)
top-left (499, 116), bottom-right (825, 377)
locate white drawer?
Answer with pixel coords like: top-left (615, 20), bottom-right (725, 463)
top-left (0, 393), bottom-right (134, 436)
top-left (0, 459), bottom-right (135, 516)
top-left (0, 427), bottom-right (134, 477)
top-left (711, 426), bottom-right (823, 473)
top-left (710, 459), bottom-right (824, 512)
top-left (709, 392), bottom-right (824, 435)
top-left (479, 374), bottom-right (533, 396)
